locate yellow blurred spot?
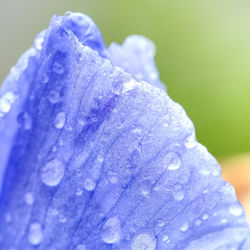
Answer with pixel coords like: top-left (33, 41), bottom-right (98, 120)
top-left (221, 154), bottom-right (250, 221)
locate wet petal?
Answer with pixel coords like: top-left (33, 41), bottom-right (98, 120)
top-left (0, 13), bottom-right (249, 250)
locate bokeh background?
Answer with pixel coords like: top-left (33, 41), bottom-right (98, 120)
top-left (0, 0), bottom-right (250, 214)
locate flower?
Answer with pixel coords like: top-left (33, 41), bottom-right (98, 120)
top-left (0, 12), bottom-right (249, 250)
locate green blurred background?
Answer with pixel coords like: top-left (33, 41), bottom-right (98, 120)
top-left (0, 0), bottom-right (250, 159)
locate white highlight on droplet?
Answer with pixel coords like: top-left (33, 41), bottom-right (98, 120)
top-left (101, 216), bottom-right (121, 244)
top-left (131, 233), bottom-right (156, 250)
top-left (28, 223), bottom-right (43, 245)
top-left (41, 158), bottom-right (65, 186)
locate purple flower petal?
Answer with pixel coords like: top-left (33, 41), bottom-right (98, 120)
top-left (0, 12), bottom-right (249, 250)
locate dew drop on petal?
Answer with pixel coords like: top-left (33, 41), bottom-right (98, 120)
top-left (157, 219), bottom-right (165, 227)
top-left (184, 134), bottom-right (196, 149)
top-left (229, 204), bottom-right (243, 216)
top-left (167, 153), bottom-right (181, 171)
top-left (195, 219), bottom-right (202, 226)
top-left (202, 213), bottom-right (209, 220)
top-left (0, 91), bottom-right (17, 117)
top-left (41, 158), bottom-right (64, 186)
top-left (58, 214), bottom-right (67, 223)
top-left (83, 178), bottom-right (96, 191)
top-left (173, 190), bottom-right (184, 201)
top-left (54, 112), bottom-right (66, 129)
top-left (180, 222), bottom-right (188, 232)
top-left (162, 235), bottom-right (169, 242)
top-left (53, 61), bottom-right (65, 74)
top-left (17, 112), bottom-right (32, 130)
top-left (48, 90), bottom-right (60, 104)
top-left (131, 233), bottom-right (156, 250)
top-left (122, 79), bottom-right (138, 94)
top-left (101, 216), bottom-right (121, 244)
top-left (76, 188), bottom-right (83, 196)
top-left (41, 73), bottom-right (49, 84)
top-left (28, 223), bottom-right (43, 245)
top-left (34, 36), bottom-right (44, 51)
top-left (25, 192), bottom-right (34, 205)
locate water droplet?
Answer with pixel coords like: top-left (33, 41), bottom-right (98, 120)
top-left (180, 222), bottom-right (188, 232)
top-left (141, 188), bottom-right (150, 196)
top-left (131, 233), bottom-right (156, 250)
top-left (17, 112), bottom-right (32, 130)
top-left (28, 223), bottom-right (43, 245)
top-left (173, 190), bottom-right (184, 201)
top-left (58, 214), bottom-right (67, 223)
top-left (65, 124), bottom-right (72, 131)
top-left (162, 235), bottom-right (168, 242)
top-left (202, 213), bottom-right (209, 220)
top-left (83, 178), bottom-right (96, 191)
top-left (51, 209), bottom-right (59, 216)
top-left (25, 192), bottom-right (34, 205)
top-left (167, 153), bottom-right (181, 171)
top-left (221, 218), bottom-right (227, 224)
top-left (53, 61), bottom-right (65, 74)
top-left (101, 216), bottom-right (121, 244)
top-left (54, 112), bottom-right (66, 129)
top-left (203, 189), bottom-right (209, 194)
top-left (195, 219), bottom-right (202, 226)
top-left (229, 204), bottom-right (243, 216)
top-left (58, 139), bottom-right (64, 146)
top-left (41, 73), bottom-right (49, 84)
top-left (34, 36), bottom-right (44, 50)
top-left (51, 146), bottom-right (57, 152)
top-left (107, 170), bottom-right (118, 184)
top-left (163, 122), bottom-right (169, 128)
top-left (0, 91), bottom-right (17, 117)
top-left (76, 188), bottom-right (83, 196)
top-left (157, 219), bottom-right (165, 227)
top-left (41, 158), bottom-right (65, 186)
top-left (184, 134), bottom-right (196, 149)
top-left (75, 244), bottom-right (86, 250)
top-left (48, 90), bottom-right (60, 104)
top-left (122, 79), bottom-right (138, 93)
